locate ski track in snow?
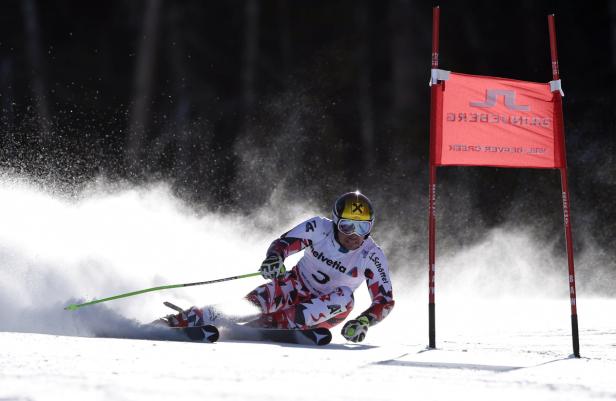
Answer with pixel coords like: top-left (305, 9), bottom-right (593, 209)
top-left (1, 179), bottom-right (615, 400)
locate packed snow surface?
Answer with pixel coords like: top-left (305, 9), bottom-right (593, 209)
top-left (0, 178), bottom-right (614, 400)
top-left (1, 300), bottom-right (615, 401)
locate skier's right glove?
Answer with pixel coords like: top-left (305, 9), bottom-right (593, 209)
top-left (259, 254), bottom-right (286, 280)
top-left (341, 315), bottom-right (370, 343)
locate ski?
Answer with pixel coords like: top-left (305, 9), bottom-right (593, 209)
top-left (158, 301), bottom-right (331, 345)
top-left (179, 324), bottom-right (220, 343)
top-left (230, 326), bottom-right (332, 346)
top-left (157, 321), bottom-right (220, 342)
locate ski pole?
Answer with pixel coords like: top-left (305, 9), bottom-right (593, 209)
top-left (64, 271), bottom-right (261, 311)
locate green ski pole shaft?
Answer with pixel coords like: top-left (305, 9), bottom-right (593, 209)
top-left (64, 272), bottom-right (261, 311)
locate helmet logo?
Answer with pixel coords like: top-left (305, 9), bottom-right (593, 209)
top-left (352, 202), bottom-right (364, 214)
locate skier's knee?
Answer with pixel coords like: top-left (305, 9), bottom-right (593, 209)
top-left (314, 287), bottom-right (355, 329)
top-left (336, 286), bottom-right (355, 310)
top-left (245, 287), bottom-right (268, 312)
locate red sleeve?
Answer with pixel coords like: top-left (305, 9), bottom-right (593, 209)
top-left (267, 236), bottom-right (312, 259)
top-left (266, 217), bottom-right (329, 260)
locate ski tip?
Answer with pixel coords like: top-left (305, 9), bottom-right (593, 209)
top-left (183, 325), bottom-right (220, 343)
top-left (246, 327), bottom-right (332, 346)
top-left (64, 304), bottom-right (78, 311)
top-left (202, 325), bottom-right (220, 343)
top-left (310, 328), bottom-right (332, 346)
top-left (289, 328), bottom-right (332, 346)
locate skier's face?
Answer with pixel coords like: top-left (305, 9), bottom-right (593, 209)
top-left (338, 231), bottom-right (364, 250)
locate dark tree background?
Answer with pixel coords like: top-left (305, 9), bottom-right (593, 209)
top-left (0, 1), bottom-right (614, 262)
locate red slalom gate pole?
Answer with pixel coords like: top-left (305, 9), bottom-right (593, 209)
top-left (548, 14), bottom-right (580, 358)
top-left (428, 5), bottom-right (440, 349)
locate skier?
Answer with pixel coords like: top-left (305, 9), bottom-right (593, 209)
top-left (164, 191), bottom-right (395, 343)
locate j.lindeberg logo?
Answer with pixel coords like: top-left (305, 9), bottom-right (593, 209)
top-left (470, 89), bottom-right (530, 111)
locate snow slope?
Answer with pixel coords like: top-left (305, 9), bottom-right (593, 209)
top-left (1, 299), bottom-right (615, 401)
top-left (0, 178), bottom-right (615, 401)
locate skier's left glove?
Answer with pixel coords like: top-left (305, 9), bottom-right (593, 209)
top-left (341, 315), bottom-right (370, 343)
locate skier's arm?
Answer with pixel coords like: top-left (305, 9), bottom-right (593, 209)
top-left (266, 217), bottom-right (327, 260)
top-left (267, 236), bottom-right (312, 259)
top-left (341, 248), bottom-right (394, 342)
top-left (358, 248), bottom-right (395, 326)
top-left (260, 218), bottom-right (325, 279)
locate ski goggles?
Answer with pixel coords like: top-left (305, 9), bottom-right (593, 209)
top-left (337, 218), bottom-right (373, 236)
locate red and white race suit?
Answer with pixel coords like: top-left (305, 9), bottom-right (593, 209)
top-left (246, 216), bottom-right (395, 330)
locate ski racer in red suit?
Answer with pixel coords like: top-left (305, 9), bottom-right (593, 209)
top-left (165, 191), bottom-right (395, 343)
top-left (246, 191), bottom-right (395, 342)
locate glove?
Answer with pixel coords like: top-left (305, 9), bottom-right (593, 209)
top-left (259, 254), bottom-right (286, 280)
top-left (341, 315), bottom-right (370, 343)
